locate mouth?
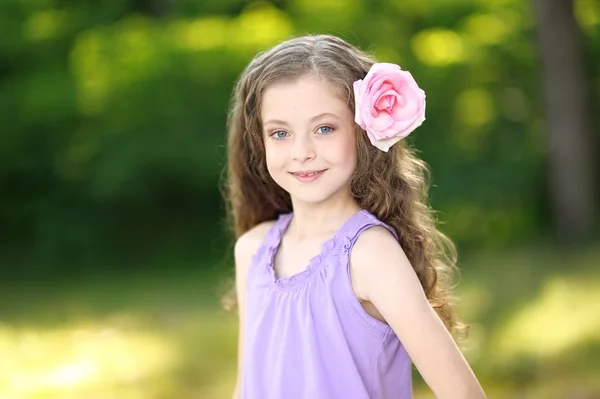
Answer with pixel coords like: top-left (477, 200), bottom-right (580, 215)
top-left (291, 170), bottom-right (325, 177)
top-left (290, 169), bottom-right (327, 182)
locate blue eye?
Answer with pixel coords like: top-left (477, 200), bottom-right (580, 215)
top-left (318, 126), bottom-right (334, 134)
top-left (271, 130), bottom-right (289, 140)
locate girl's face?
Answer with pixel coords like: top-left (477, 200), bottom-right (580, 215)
top-left (261, 75), bottom-right (357, 206)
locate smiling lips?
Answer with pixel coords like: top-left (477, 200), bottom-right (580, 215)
top-left (290, 169), bottom-right (327, 182)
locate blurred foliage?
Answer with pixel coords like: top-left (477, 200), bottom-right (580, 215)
top-left (1, 245), bottom-right (599, 398)
top-left (1, 0), bottom-right (599, 277)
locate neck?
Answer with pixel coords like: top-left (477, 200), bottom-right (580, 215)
top-left (287, 198), bottom-right (361, 241)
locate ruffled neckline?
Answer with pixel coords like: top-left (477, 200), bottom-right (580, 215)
top-left (262, 209), bottom-right (365, 291)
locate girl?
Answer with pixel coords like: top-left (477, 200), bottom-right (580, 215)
top-left (222, 34), bottom-right (486, 399)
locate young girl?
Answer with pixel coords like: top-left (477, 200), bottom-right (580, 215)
top-left (222, 34), bottom-right (486, 399)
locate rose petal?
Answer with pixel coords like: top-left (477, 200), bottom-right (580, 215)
top-left (366, 131), bottom-right (404, 152)
top-left (353, 79), bottom-right (365, 128)
top-left (359, 92), bottom-right (375, 122)
top-left (398, 70), bottom-right (422, 94)
top-left (375, 94), bottom-right (395, 112)
top-left (353, 62), bottom-right (426, 151)
top-left (389, 91), bottom-right (419, 121)
top-left (372, 84), bottom-right (395, 108)
top-left (367, 75), bottom-right (393, 96)
top-left (389, 104), bottom-right (426, 138)
top-left (393, 92), bottom-right (406, 108)
top-left (364, 63), bottom-right (402, 84)
top-left (370, 111), bottom-right (395, 134)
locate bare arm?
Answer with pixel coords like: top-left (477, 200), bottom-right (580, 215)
top-left (351, 227), bottom-right (486, 399)
top-left (231, 237), bottom-right (249, 399)
top-left (231, 222), bottom-right (275, 399)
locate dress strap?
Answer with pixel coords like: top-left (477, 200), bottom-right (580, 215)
top-left (342, 210), bottom-right (399, 245)
top-left (334, 209), bottom-right (399, 336)
top-left (249, 212), bottom-right (292, 267)
top-left (265, 212), bottom-right (293, 246)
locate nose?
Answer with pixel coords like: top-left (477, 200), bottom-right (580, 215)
top-left (291, 134), bottom-right (316, 162)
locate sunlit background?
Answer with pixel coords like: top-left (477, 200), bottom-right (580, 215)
top-left (1, 0), bottom-right (599, 398)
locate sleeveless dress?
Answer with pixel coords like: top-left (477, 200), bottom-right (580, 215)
top-left (241, 209), bottom-right (412, 399)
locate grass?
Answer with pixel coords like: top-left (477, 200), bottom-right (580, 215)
top-left (0, 244), bottom-right (599, 399)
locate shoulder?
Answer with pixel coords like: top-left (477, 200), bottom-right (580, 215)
top-left (352, 224), bottom-right (403, 259)
top-left (234, 218), bottom-right (278, 265)
top-left (350, 224), bottom-right (415, 300)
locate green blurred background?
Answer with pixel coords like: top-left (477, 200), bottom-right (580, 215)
top-left (1, 0), bottom-right (599, 398)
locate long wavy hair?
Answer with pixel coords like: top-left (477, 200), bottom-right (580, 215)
top-left (221, 34), bottom-right (466, 337)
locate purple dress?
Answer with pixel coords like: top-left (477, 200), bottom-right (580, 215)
top-left (241, 209), bottom-right (412, 399)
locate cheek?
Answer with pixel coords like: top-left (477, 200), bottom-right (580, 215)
top-left (345, 148), bottom-right (358, 174)
top-left (335, 132), bottom-right (358, 170)
top-left (264, 143), bottom-right (285, 173)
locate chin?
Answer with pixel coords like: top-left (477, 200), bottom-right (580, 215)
top-left (288, 192), bottom-right (334, 205)
top-left (286, 183), bottom-right (350, 205)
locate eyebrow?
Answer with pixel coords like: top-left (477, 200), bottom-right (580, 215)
top-left (263, 112), bottom-right (341, 127)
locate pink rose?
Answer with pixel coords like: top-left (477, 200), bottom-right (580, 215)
top-left (353, 63), bottom-right (426, 152)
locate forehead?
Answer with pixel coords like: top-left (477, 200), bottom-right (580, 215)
top-left (261, 76), bottom-right (349, 122)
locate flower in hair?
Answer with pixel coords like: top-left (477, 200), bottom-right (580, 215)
top-left (353, 63), bottom-right (426, 152)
